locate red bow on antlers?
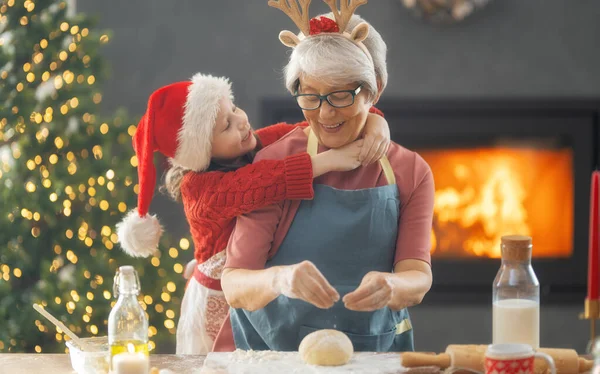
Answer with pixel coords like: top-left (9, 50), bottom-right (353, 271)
top-left (309, 16), bottom-right (340, 35)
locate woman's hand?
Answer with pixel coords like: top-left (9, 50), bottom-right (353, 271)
top-left (360, 112), bottom-right (391, 166)
top-left (273, 261), bottom-right (340, 309)
top-left (342, 271), bottom-right (393, 312)
top-left (312, 140), bottom-right (363, 177)
top-left (344, 261), bottom-right (433, 312)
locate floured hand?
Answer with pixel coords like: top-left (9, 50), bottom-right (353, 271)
top-left (343, 271), bottom-right (393, 312)
top-left (273, 261), bottom-right (339, 309)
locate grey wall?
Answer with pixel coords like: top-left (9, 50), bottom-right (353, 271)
top-left (80, 0), bottom-right (600, 123)
top-left (78, 0), bottom-right (599, 354)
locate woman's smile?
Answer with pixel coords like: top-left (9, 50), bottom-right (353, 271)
top-left (320, 121), bottom-right (345, 133)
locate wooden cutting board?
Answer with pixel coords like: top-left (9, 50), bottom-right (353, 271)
top-left (199, 350), bottom-right (441, 374)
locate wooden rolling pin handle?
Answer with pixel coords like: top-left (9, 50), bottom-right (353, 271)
top-left (401, 352), bottom-right (452, 368)
top-left (579, 356), bottom-right (593, 373)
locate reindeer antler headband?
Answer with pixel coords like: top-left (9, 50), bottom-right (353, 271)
top-left (267, 0), bottom-right (373, 63)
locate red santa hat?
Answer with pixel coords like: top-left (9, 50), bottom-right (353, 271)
top-left (116, 73), bottom-right (233, 257)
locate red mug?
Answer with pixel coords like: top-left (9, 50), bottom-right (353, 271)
top-left (485, 343), bottom-right (556, 374)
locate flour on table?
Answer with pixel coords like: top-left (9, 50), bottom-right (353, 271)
top-left (199, 351), bottom-right (440, 374)
top-left (230, 349), bottom-right (286, 363)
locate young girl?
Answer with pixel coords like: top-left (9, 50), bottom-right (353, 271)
top-left (116, 73), bottom-right (390, 354)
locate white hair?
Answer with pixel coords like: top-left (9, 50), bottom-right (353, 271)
top-left (284, 13), bottom-right (388, 101)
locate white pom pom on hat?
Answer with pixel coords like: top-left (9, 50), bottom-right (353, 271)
top-left (116, 210), bottom-right (163, 258)
top-left (116, 74), bottom-right (233, 257)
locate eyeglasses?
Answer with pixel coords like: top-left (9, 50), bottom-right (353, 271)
top-left (293, 84), bottom-right (363, 111)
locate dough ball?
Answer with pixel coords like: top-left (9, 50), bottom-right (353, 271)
top-left (299, 329), bottom-right (354, 366)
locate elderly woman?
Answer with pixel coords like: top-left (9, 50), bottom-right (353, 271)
top-left (216, 7), bottom-right (434, 353)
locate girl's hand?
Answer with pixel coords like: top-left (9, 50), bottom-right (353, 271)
top-left (312, 140), bottom-right (363, 177)
top-left (360, 112), bottom-right (391, 166)
top-left (343, 271), bottom-right (393, 312)
top-left (273, 261), bottom-right (339, 309)
top-left (324, 139), bottom-right (364, 172)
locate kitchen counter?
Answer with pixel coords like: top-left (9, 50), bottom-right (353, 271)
top-left (1, 352), bottom-right (591, 373)
top-left (0, 352), bottom-right (440, 373)
top-left (0, 354), bottom-right (206, 374)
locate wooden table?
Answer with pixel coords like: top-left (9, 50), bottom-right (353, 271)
top-left (0, 354), bottom-right (206, 373)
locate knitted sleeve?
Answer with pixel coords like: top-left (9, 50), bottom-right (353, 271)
top-left (255, 106), bottom-right (383, 147)
top-left (181, 153), bottom-right (313, 221)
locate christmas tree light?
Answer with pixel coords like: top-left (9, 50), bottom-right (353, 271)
top-left (0, 0), bottom-right (188, 353)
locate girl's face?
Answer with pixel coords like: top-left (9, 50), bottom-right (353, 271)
top-left (210, 97), bottom-right (257, 161)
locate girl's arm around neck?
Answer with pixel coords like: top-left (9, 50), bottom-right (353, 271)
top-left (183, 153), bottom-right (313, 221)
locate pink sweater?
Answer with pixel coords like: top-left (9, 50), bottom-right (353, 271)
top-left (225, 128), bottom-right (435, 270)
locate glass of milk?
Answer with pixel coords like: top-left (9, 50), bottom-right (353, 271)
top-left (492, 235), bottom-right (540, 349)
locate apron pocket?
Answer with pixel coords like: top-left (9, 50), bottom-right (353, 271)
top-left (297, 325), bottom-right (396, 352)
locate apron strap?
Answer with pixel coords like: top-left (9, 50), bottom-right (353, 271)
top-left (307, 129), bottom-right (396, 186)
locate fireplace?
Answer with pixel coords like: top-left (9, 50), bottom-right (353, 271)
top-left (260, 99), bottom-right (599, 303)
top-left (425, 146), bottom-right (573, 259)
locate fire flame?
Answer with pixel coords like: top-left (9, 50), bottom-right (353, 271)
top-left (420, 147), bottom-right (573, 258)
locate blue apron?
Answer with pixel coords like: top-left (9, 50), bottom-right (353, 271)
top-left (230, 130), bottom-right (414, 352)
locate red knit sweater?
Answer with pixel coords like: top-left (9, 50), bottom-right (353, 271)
top-left (180, 122), bottom-right (312, 289)
top-left (180, 108), bottom-right (384, 290)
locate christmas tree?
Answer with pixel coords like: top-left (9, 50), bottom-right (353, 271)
top-left (0, 0), bottom-right (187, 353)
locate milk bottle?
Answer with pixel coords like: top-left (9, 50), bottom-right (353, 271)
top-left (492, 235), bottom-right (540, 349)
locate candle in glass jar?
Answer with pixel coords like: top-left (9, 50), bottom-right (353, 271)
top-left (112, 352), bottom-right (149, 374)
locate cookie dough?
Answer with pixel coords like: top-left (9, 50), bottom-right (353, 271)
top-left (299, 329), bottom-right (353, 366)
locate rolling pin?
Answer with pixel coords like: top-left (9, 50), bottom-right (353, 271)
top-left (401, 344), bottom-right (593, 374)
top-left (401, 350), bottom-right (482, 373)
